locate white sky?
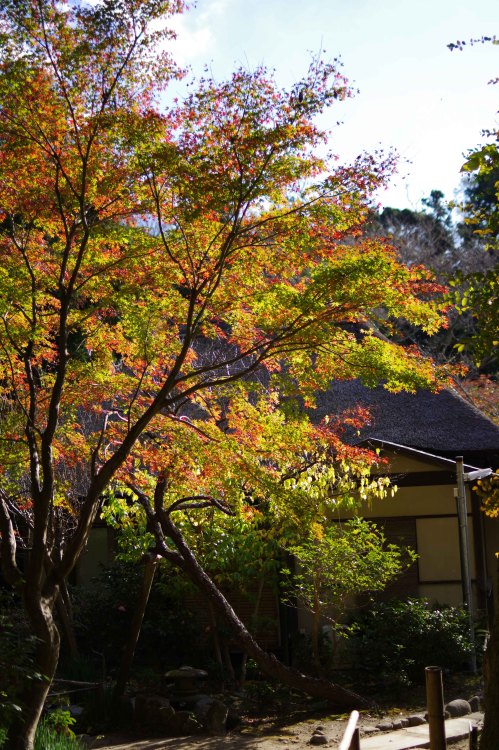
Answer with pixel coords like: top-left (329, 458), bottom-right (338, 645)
top-left (166, 0), bottom-right (498, 210)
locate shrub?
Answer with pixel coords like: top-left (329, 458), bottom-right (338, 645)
top-left (344, 597), bottom-right (473, 685)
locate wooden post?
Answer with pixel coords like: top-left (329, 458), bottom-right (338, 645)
top-left (425, 666), bottom-right (446, 750)
top-left (469, 724), bottom-right (478, 750)
top-left (349, 727), bottom-right (360, 750)
top-left (455, 457), bottom-right (477, 671)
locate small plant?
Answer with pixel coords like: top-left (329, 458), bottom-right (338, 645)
top-left (44, 708), bottom-right (77, 737)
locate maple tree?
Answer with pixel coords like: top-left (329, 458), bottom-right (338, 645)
top-left (0, 1), bottom-right (452, 747)
top-left (105, 404), bottom-right (403, 692)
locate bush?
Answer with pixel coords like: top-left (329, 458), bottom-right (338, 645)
top-left (344, 597), bottom-right (473, 685)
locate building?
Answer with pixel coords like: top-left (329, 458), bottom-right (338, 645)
top-left (309, 381), bottom-right (499, 617)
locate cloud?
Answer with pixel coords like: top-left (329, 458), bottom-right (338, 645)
top-left (167, 0), bottom-right (231, 66)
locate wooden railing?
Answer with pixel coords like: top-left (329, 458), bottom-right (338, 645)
top-left (338, 710), bottom-right (360, 750)
top-left (336, 702), bottom-right (479, 750)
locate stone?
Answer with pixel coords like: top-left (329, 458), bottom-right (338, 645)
top-left (376, 721), bottom-right (393, 731)
top-left (166, 710), bottom-right (202, 736)
top-left (391, 719), bottom-right (404, 729)
top-left (445, 699), bottom-right (472, 718)
top-left (164, 666), bottom-right (208, 700)
top-left (165, 665), bottom-right (208, 679)
top-left (468, 695), bottom-right (481, 712)
top-left (134, 694), bottom-right (175, 730)
top-left (310, 732), bottom-right (328, 745)
top-left (158, 703), bottom-right (176, 727)
top-left (362, 727), bottom-right (379, 735)
top-left (425, 711), bottom-right (449, 721)
top-left (406, 715), bottom-right (426, 726)
top-left (75, 735), bottom-right (98, 748)
top-left (226, 707), bottom-right (242, 730)
top-left (194, 696), bottom-right (228, 735)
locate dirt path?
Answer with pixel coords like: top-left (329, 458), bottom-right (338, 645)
top-left (88, 709), bottom-right (450, 750)
top-left (88, 708), bottom-right (483, 750)
top-left (91, 727), bottom-right (475, 750)
top-left (90, 711), bottom-right (380, 749)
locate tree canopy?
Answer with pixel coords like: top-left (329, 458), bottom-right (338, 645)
top-left (0, 1), bottom-right (453, 746)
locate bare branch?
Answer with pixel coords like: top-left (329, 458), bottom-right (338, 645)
top-left (166, 495), bottom-right (235, 516)
top-left (0, 491), bottom-right (23, 587)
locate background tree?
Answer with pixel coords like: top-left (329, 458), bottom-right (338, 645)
top-left (451, 142), bottom-right (499, 374)
top-left (460, 158), bottom-right (499, 251)
top-left (447, 35), bottom-right (498, 374)
top-left (370, 189), bottom-right (496, 367)
top-left (370, 179), bottom-right (498, 420)
top-left (0, 1), bottom-right (450, 747)
top-left (374, 191), bottom-right (455, 273)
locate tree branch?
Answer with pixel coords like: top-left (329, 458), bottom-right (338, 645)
top-left (0, 491), bottom-right (23, 587)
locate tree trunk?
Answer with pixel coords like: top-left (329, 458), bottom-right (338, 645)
top-left (56, 581), bottom-right (79, 662)
top-left (114, 559), bottom-right (157, 701)
top-left (207, 600), bottom-right (236, 684)
top-left (6, 594), bottom-right (60, 750)
top-left (163, 518), bottom-right (370, 710)
top-left (221, 642), bottom-right (236, 683)
top-left (311, 588), bottom-right (322, 675)
top-left (207, 600), bottom-right (226, 677)
top-left (480, 561), bottom-right (499, 750)
top-left (240, 574), bottom-right (265, 686)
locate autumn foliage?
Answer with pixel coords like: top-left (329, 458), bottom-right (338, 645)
top-left (0, 1), bottom-right (452, 746)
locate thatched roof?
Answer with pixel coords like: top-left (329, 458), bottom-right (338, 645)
top-left (312, 380), bottom-right (499, 463)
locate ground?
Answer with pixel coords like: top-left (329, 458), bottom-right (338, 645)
top-left (89, 716), bottom-right (476, 750)
top-left (87, 675), bottom-right (482, 750)
top-left (91, 711), bottom-right (380, 749)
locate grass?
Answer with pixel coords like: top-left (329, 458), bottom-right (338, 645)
top-left (0, 720), bottom-right (87, 749)
top-left (34, 721), bottom-right (87, 749)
